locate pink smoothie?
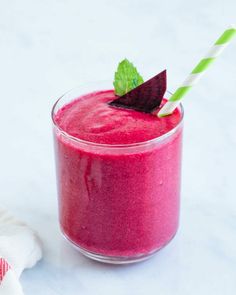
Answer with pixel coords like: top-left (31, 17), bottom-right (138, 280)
top-left (53, 90), bottom-right (183, 257)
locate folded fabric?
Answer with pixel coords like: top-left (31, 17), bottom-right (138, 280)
top-left (0, 208), bottom-right (42, 295)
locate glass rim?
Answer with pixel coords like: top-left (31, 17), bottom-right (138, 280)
top-left (51, 85), bottom-right (184, 149)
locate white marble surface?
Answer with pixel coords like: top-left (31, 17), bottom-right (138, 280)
top-left (0, 0), bottom-right (236, 294)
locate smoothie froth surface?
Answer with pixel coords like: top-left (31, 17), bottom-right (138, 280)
top-left (55, 90), bottom-right (181, 144)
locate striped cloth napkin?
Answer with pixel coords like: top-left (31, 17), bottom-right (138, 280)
top-left (0, 208), bottom-right (42, 295)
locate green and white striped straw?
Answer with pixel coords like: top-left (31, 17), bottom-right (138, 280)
top-left (158, 25), bottom-right (236, 117)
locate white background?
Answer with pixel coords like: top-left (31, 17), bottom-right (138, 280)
top-left (0, 1), bottom-right (236, 294)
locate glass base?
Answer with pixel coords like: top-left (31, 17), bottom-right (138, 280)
top-left (73, 244), bottom-right (158, 264)
top-left (62, 232), bottom-right (171, 264)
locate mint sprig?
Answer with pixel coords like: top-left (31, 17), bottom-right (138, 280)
top-left (113, 59), bottom-right (144, 96)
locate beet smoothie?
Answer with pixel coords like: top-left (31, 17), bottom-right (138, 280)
top-left (53, 88), bottom-right (183, 263)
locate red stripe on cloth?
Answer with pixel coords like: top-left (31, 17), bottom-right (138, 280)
top-left (0, 258), bottom-right (11, 283)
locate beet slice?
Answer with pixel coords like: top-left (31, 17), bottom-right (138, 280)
top-left (109, 70), bottom-right (166, 113)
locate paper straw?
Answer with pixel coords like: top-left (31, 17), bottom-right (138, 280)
top-left (158, 25), bottom-right (236, 117)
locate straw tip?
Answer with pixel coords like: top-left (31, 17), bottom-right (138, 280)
top-left (229, 24), bottom-right (236, 30)
top-left (157, 111), bottom-right (171, 118)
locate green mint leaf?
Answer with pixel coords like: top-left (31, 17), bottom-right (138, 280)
top-left (113, 59), bottom-right (144, 96)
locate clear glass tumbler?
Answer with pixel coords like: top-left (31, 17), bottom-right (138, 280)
top-left (52, 82), bottom-right (184, 264)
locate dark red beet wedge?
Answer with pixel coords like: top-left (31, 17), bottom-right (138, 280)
top-left (109, 70), bottom-right (167, 113)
